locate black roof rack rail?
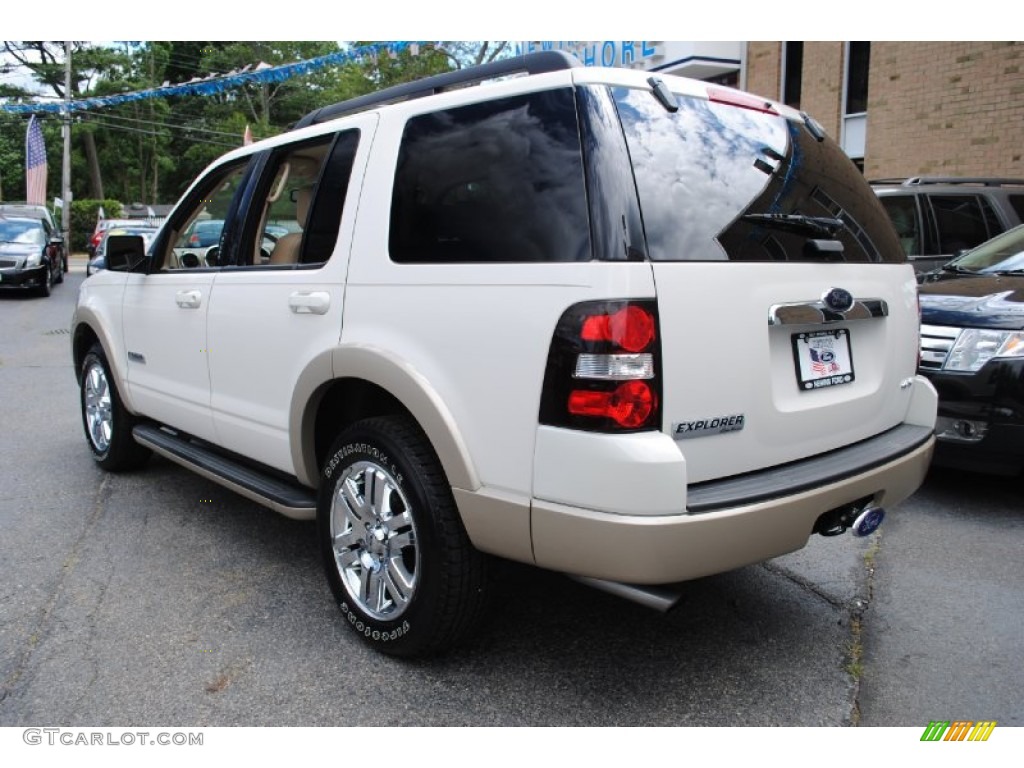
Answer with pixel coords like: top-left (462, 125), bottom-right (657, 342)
top-left (869, 176), bottom-right (1024, 187)
top-left (293, 51), bottom-right (581, 130)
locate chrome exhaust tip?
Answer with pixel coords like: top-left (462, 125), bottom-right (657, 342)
top-left (851, 506), bottom-right (885, 537)
top-left (569, 575), bottom-right (683, 613)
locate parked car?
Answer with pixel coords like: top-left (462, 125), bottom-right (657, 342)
top-left (72, 52), bottom-right (937, 657)
top-left (918, 224), bottom-right (1024, 474)
top-left (171, 218), bottom-right (225, 267)
top-left (0, 214), bottom-right (66, 296)
top-left (171, 218), bottom-right (278, 267)
top-left (88, 218), bottom-right (138, 258)
top-left (0, 202), bottom-right (59, 232)
top-left (871, 177), bottom-right (1024, 274)
top-left (87, 224), bottom-right (160, 277)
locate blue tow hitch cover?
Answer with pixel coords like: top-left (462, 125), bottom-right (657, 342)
top-left (852, 506), bottom-right (885, 537)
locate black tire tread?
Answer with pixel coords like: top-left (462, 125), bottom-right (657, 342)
top-left (322, 415), bottom-right (489, 657)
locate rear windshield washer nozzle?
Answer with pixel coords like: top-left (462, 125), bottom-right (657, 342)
top-left (648, 77), bottom-right (679, 113)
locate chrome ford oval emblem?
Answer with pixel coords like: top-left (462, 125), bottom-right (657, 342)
top-left (823, 287), bottom-right (854, 313)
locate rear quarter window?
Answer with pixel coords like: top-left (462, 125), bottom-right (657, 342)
top-left (928, 195), bottom-right (996, 254)
top-left (389, 88), bottom-right (591, 264)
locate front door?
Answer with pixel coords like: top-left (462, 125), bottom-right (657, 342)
top-left (122, 159), bottom-right (251, 441)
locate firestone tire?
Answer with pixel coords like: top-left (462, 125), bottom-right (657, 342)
top-left (317, 416), bottom-right (489, 657)
top-left (80, 343), bottom-right (152, 472)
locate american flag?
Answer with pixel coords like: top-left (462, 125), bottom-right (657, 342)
top-left (25, 115), bottom-right (47, 206)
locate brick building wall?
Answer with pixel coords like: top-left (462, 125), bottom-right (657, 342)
top-left (866, 42), bottom-right (1023, 178)
top-left (798, 42), bottom-right (845, 140)
top-left (745, 42), bottom-right (781, 102)
top-left (744, 41), bottom-right (1024, 179)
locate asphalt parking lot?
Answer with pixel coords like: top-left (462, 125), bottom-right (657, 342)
top-left (0, 264), bottom-right (1021, 729)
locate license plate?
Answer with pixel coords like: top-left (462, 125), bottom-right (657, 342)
top-left (792, 329), bottom-right (854, 390)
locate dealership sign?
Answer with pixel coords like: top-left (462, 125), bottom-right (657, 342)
top-left (516, 41), bottom-right (663, 69)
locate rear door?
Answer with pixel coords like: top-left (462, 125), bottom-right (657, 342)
top-left (610, 84), bottom-right (919, 482)
top-left (206, 121), bottom-right (371, 475)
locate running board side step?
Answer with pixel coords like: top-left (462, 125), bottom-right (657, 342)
top-left (569, 575), bottom-right (684, 613)
top-left (132, 424), bottom-right (317, 521)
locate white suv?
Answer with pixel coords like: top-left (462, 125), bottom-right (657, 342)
top-left (73, 52), bottom-right (937, 656)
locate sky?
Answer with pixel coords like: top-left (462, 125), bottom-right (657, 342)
top-left (0, 2), bottom-right (999, 45)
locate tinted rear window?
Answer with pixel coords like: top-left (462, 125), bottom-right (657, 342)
top-left (612, 87), bottom-right (904, 263)
top-left (389, 88), bottom-right (591, 263)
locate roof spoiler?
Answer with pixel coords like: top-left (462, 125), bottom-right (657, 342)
top-left (293, 50), bottom-right (581, 130)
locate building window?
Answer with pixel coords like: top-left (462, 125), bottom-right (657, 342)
top-left (782, 42), bottom-right (803, 109)
top-left (844, 42), bottom-right (870, 115)
top-left (841, 42), bottom-right (870, 165)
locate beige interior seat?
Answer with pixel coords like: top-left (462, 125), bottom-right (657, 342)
top-left (269, 186), bottom-right (313, 265)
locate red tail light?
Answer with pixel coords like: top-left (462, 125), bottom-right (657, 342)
top-left (580, 305), bottom-right (656, 353)
top-left (540, 299), bottom-right (661, 433)
top-left (568, 381), bottom-right (657, 429)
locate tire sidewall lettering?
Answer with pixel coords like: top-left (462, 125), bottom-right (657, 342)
top-left (338, 600), bottom-right (411, 643)
top-left (324, 442), bottom-right (403, 486)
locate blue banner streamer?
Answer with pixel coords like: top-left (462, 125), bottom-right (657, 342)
top-left (0, 42), bottom-right (423, 115)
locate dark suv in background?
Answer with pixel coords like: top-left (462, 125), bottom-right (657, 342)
top-left (872, 177), bottom-right (1024, 274)
top-left (918, 224), bottom-right (1024, 475)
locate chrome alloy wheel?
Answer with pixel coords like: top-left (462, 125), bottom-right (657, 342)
top-left (330, 460), bottom-right (419, 621)
top-left (83, 361), bottom-right (113, 453)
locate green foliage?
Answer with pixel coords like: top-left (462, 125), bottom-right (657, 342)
top-left (70, 199), bottom-right (124, 251)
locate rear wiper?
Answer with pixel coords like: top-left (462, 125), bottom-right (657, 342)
top-left (741, 213), bottom-right (845, 238)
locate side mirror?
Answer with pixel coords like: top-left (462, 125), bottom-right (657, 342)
top-left (105, 235), bottom-right (146, 272)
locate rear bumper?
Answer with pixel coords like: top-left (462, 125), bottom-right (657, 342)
top-left (530, 434), bottom-right (934, 584)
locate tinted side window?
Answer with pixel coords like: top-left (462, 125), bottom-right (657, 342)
top-left (241, 132), bottom-right (356, 269)
top-left (303, 131), bottom-right (359, 264)
top-left (160, 160), bottom-right (250, 270)
top-left (1009, 194), bottom-right (1024, 221)
top-left (879, 195), bottom-right (921, 257)
top-left (928, 195), bottom-right (991, 254)
top-left (389, 89), bottom-right (591, 263)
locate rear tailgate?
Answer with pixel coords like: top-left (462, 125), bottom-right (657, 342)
top-left (653, 261), bottom-right (918, 482)
top-left (609, 79), bottom-right (918, 482)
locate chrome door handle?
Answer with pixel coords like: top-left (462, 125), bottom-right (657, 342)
top-left (288, 291), bottom-right (330, 315)
top-left (175, 290), bottom-right (202, 309)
